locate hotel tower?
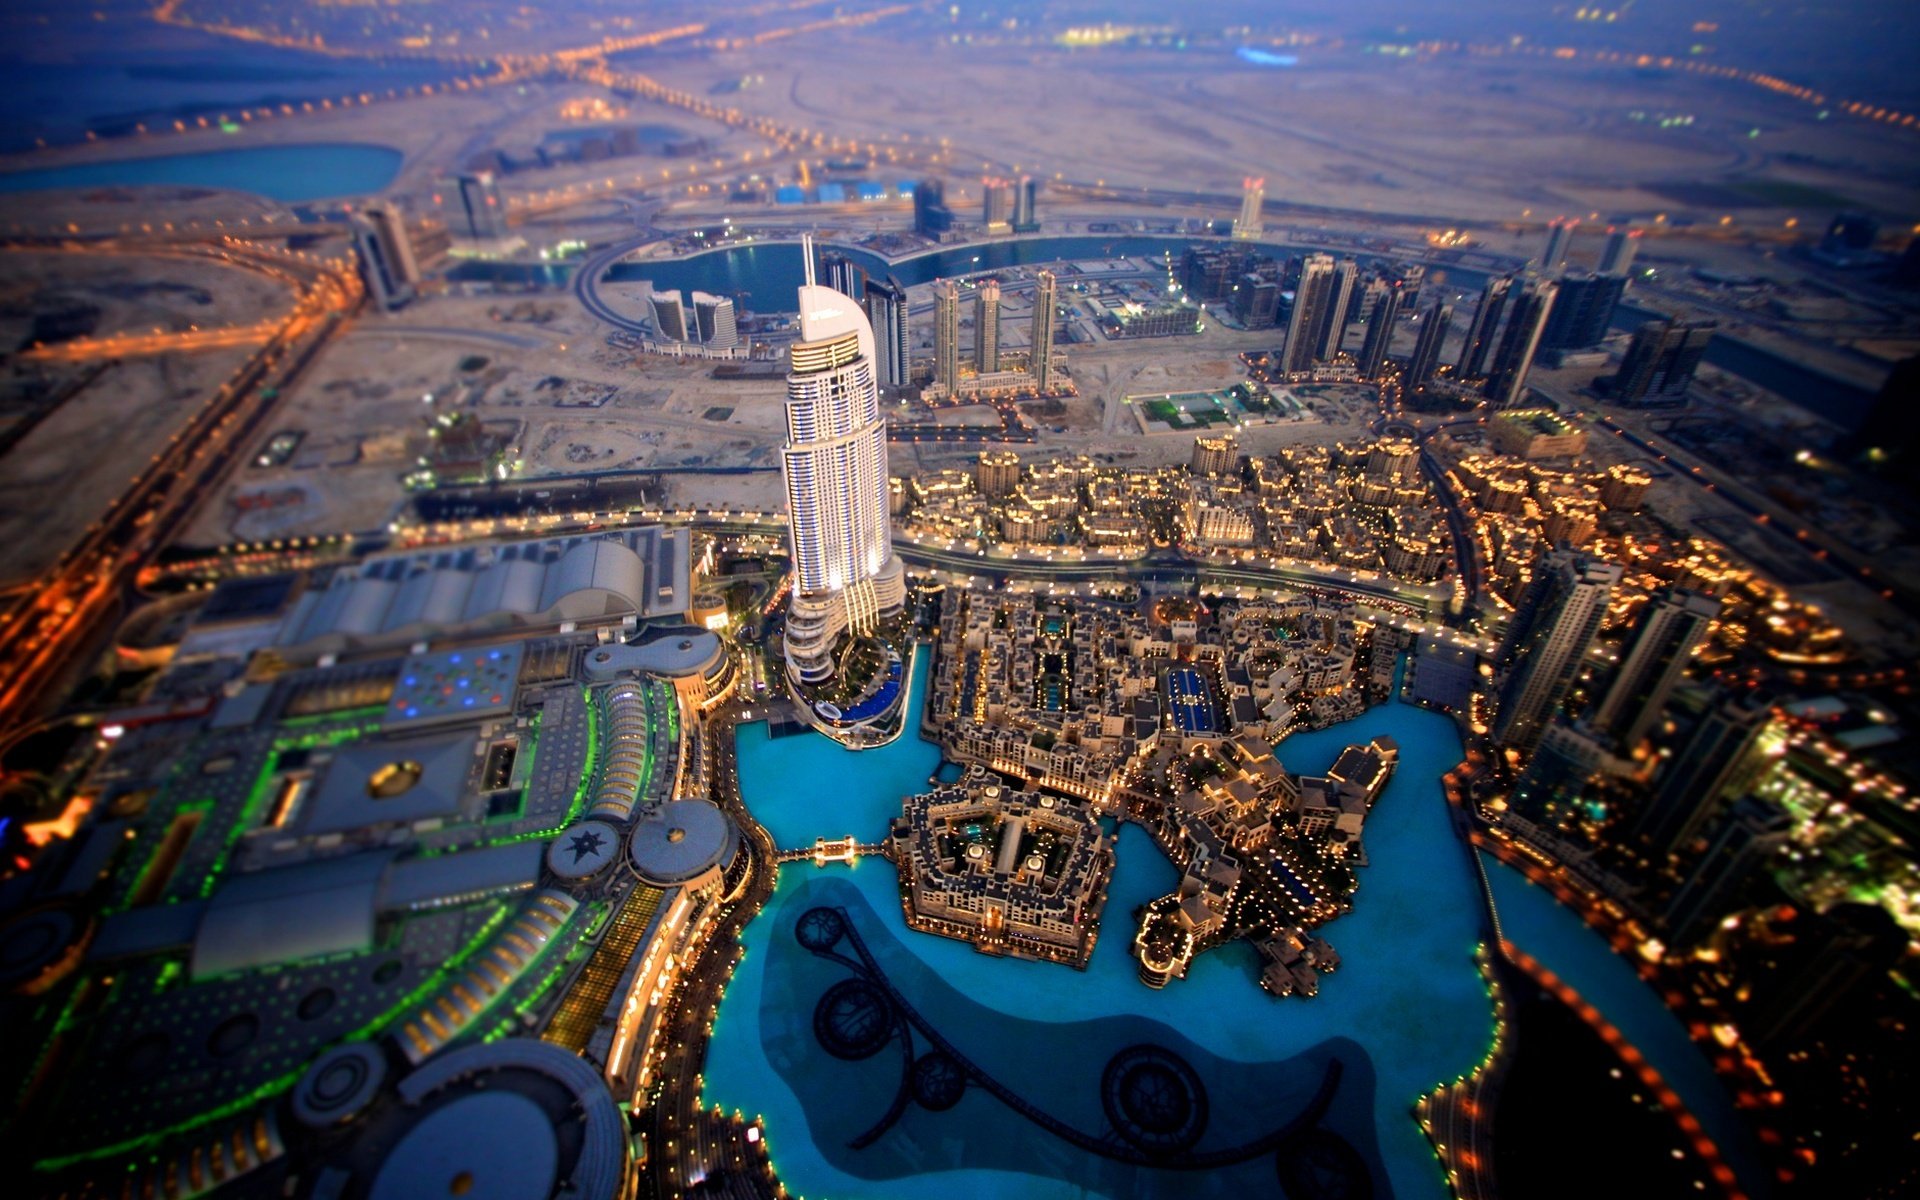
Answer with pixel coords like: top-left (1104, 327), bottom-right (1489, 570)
top-left (781, 236), bottom-right (906, 686)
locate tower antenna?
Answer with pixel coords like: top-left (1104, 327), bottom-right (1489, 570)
top-left (802, 232), bottom-right (816, 287)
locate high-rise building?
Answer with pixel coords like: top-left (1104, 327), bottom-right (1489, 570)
top-left (1509, 723), bottom-right (1624, 831)
top-left (1743, 902), bottom-right (1908, 1046)
top-left (1230, 274), bottom-right (1281, 329)
top-left (1599, 320), bottom-right (1714, 405)
top-left (1405, 302), bottom-right (1452, 388)
top-left (1593, 588), bottom-right (1721, 749)
top-left (1636, 694), bottom-right (1772, 858)
top-left (456, 172), bottom-right (508, 240)
top-left (351, 204), bottom-right (419, 311)
top-left (977, 450), bottom-right (1021, 497)
top-left (934, 279), bottom-right (961, 392)
top-left (1282, 254), bottom-right (1336, 376)
top-left (1182, 246), bottom-right (1244, 301)
top-left (648, 290), bottom-right (689, 343)
top-left (1540, 271), bottom-right (1625, 350)
top-left (1457, 274), bottom-right (1513, 378)
top-left (1357, 280), bottom-right (1402, 381)
top-left (1317, 258), bottom-right (1359, 360)
top-left (864, 276), bottom-right (910, 389)
top-left (691, 292), bottom-right (738, 350)
top-left (1492, 551), bottom-right (1620, 750)
top-left (822, 251), bottom-right (868, 304)
top-left (1235, 177), bottom-right (1265, 239)
top-left (1540, 217), bottom-right (1578, 271)
top-left (982, 178), bottom-right (1015, 232)
top-left (1484, 278), bottom-right (1558, 409)
top-left (1012, 176), bottom-right (1041, 233)
top-left (781, 237), bottom-right (906, 687)
top-left (974, 280), bottom-right (1001, 374)
top-left (913, 179), bottom-right (955, 237)
top-left (1598, 227), bottom-right (1641, 277)
top-left (1662, 794), bottom-right (1790, 946)
top-left (1030, 270), bottom-right (1059, 392)
top-left (1190, 434), bottom-right (1238, 477)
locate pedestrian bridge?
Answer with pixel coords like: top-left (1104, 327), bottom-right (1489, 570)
top-left (774, 836), bottom-right (891, 866)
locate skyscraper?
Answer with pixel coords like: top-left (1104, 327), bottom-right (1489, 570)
top-left (692, 292), bottom-right (738, 350)
top-left (648, 290), bottom-right (689, 343)
top-left (1599, 320), bottom-right (1715, 405)
top-left (934, 279), bottom-right (961, 392)
top-left (1592, 588), bottom-right (1722, 749)
top-left (1357, 280), bottom-right (1402, 381)
top-left (1405, 302), bottom-right (1453, 388)
top-left (913, 179), bottom-right (954, 237)
top-left (1282, 254), bottom-right (1335, 376)
top-left (1539, 271), bottom-right (1625, 351)
top-left (1636, 694), bottom-right (1772, 858)
top-left (1457, 274), bottom-right (1513, 378)
top-left (1030, 270), bottom-right (1059, 392)
top-left (864, 276), bottom-right (910, 389)
top-left (1492, 551), bottom-right (1620, 750)
top-left (1012, 176), bottom-right (1041, 233)
top-left (456, 172), bottom-right (508, 240)
top-left (822, 251), bottom-right (868, 304)
top-left (1484, 278), bottom-right (1557, 409)
top-left (1662, 794), bottom-right (1791, 947)
top-left (781, 237), bottom-right (906, 687)
top-left (1540, 217), bottom-right (1578, 271)
top-left (982, 179), bottom-right (1015, 232)
top-left (974, 280), bottom-right (1001, 374)
top-left (1235, 177), bottom-right (1265, 239)
top-left (351, 204), bottom-right (418, 311)
top-left (1598, 226), bottom-right (1641, 277)
top-left (1317, 258), bottom-right (1359, 360)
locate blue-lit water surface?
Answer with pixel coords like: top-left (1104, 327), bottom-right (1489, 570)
top-left (0, 143), bottom-right (403, 201)
top-left (706, 651), bottom-right (1494, 1200)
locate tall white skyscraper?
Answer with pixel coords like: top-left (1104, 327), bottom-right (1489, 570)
top-left (649, 290), bottom-right (689, 344)
top-left (1235, 176), bottom-right (1265, 239)
top-left (1484, 278), bottom-right (1558, 409)
top-left (1540, 217), bottom-right (1578, 272)
top-left (1282, 253), bottom-right (1335, 377)
top-left (691, 292), bottom-right (738, 350)
top-left (1318, 258), bottom-right (1358, 361)
top-left (782, 236), bottom-right (906, 686)
top-left (864, 276), bottom-right (910, 389)
top-left (1031, 270), bottom-right (1059, 392)
top-left (1598, 226), bottom-right (1641, 277)
top-left (934, 279), bottom-right (961, 392)
top-left (1492, 552), bottom-right (1621, 750)
top-left (975, 280), bottom-right (1001, 374)
top-left (1592, 588), bottom-right (1721, 749)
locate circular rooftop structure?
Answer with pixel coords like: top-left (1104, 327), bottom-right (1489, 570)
top-left (628, 799), bottom-right (739, 887)
top-left (291, 1042), bottom-right (387, 1130)
top-left (546, 820), bottom-right (619, 880)
top-left (369, 1091), bottom-right (558, 1200)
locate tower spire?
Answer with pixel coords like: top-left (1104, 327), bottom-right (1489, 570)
top-left (802, 232), bottom-right (816, 287)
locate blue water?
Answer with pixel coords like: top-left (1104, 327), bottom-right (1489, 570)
top-left (0, 142), bottom-right (403, 202)
top-left (1485, 861), bottom-right (1770, 1197)
top-left (708, 650), bottom-right (1496, 1200)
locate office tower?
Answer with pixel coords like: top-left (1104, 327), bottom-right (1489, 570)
top-left (1598, 227), bottom-right (1640, 277)
top-left (351, 204), bottom-right (418, 311)
top-left (1662, 795), bottom-right (1790, 947)
top-left (1743, 902), bottom-right (1908, 1046)
top-left (1191, 434), bottom-right (1238, 477)
top-left (781, 237), bottom-right (906, 686)
top-left (913, 178), bottom-right (954, 237)
top-left (977, 450), bottom-right (1021, 497)
top-left (1600, 320), bottom-right (1715, 405)
top-left (864, 276), bottom-right (910, 389)
top-left (1484, 278), bottom-right (1557, 409)
top-left (692, 292), bottom-right (738, 350)
top-left (1282, 254), bottom-right (1336, 376)
top-left (934, 279), bottom-right (961, 392)
top-left (456, 171), bottom-right (508, 240)
top-left (974, 280), bottom-right (1001, 374)
top-left (1540, 271), bottom-right (1625, 350)
top-left (1457, 274), bottom-right (1512, 377)
top-left (1405, 302), bottom-right (1452, 388)
top-left (1012, 176), bottom-right (1040, 233)
top-left (1317, 258), bottom-right (1358, 360)
top-left (1396, 262), bottom-right (1425, 308)
top-left (1181, 246), bottom-right (1243, 301)
top-left (1230, 274), bottom-right (1281, 329)
top-left (1290, 255), bottom-right (1336, 374)
top-left (1492, 551), bottom-right (1620, 750)
top-left (1235, 176), bottom-right (1265, 239)
top-left (982, 178), bottom-right (1015, 231)
top-left (1593, 588), bottom-right (1721, 749)
top-left (1509, 723), bottom-right (1621, 831)
top-left (648, 289), bottom-right (689, 343)
top-left (1030, 270), bottom-right (1059, 391)
top-left (1636, 694), bottom-right (1772, 858)
top-left (1357, 280), bottom-right (1402, 381)
top-left (1540, 217), bottom-right (1578, 271)
top-left (822, 251), bottom-right (867, 304)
